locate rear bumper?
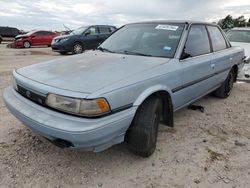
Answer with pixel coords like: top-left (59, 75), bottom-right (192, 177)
top-left (3, 87), bottom-right (136, 152)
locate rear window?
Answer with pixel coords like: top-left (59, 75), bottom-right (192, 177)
top-left (207, 26), bottom-right (227, 51)
top-left (227, 30), bottom-right (250, 43)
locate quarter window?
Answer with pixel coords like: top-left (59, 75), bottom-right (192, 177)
top-left (99, 27), bottom-right (111, 34)
top-left (207, 26), bottom-right (227, 51)
top-left (184, 25), bottom-right (211, 58)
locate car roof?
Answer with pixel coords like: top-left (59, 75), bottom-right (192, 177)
top-left (81, 25), bottom-right (116, 28)
top-left (126, 20), bottom-right (218, 26)
top-left (231, 27), bottom-right (250, 31)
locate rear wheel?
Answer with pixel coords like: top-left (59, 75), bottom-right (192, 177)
top-left (23, 41), bottom-right (31, 48)
top-left (72, 43), bottom-right (84, 54)
top-left (125, 96), bottom-right (162, 157)
top-left (214, 69), bottom-right (234, 98)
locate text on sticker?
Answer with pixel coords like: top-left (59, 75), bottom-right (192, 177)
top-left (155, 25), bottom-right (179, 31)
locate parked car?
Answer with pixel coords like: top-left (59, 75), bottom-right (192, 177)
top-left (14, 30), bottom-right (59, 48)
top-left (0, 26), bottom-right (21, 38)
top-left (3, 21), bottom-right (244, 157)
top-left (51, 25), bottom-right (116, 54)
top-left (227, 27), bottom-right (250, 79)
top-left (0, 35), bottom-right (2, 44)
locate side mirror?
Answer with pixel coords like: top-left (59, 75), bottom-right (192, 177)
top-left (85, 31), bottom-right (90, 36)
top-left (180, 47), bottom-right (191, 60)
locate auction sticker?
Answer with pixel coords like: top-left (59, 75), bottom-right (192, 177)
top-left (155, 25), bottom-right (179, 31)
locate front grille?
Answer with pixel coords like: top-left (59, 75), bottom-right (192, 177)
top-left (17, 85), bottom-right (46, 106)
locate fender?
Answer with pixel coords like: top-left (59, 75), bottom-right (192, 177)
top-left (133, 84), bottom-right (173, 106)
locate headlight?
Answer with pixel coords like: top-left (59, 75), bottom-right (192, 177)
top-left (12, 76), bottom-right (18, 91)
top-left (59, 38), bottom-right (69, 43)
top-left (16, 38), bottom-right (22, 41)
top-left (46, 93), bottom-right (110, 117)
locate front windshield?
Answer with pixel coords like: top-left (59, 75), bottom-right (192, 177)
top-left (227, 30), bottom-right (250, 43)
top-left (99, 23), bottom-right (185, 58)
top-left (70, 26), bottom-right (88, 35)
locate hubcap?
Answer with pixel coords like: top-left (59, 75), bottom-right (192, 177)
top-left (73, 44), bottom-right (83, 54)
top-left (24, 42), bottom-right (30, 48)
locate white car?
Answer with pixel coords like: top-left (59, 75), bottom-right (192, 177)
top-left (227, 27), bottom-right (250, 80)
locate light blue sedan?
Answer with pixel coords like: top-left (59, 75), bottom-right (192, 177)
top-left (3, 21), bottom-right (245, 157)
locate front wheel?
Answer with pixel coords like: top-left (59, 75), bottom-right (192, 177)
top-left (125, 96), bottom-right (162, 157)
top-left (214, 69), bottom-right (234, 98)
top-left (72, 43), bottom-right (84, 54)
top-left (23, 41), bottom-right (31, 48)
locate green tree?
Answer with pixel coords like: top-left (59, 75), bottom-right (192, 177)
top-left (234, 15), bottom-right (246, 27)
top-left (218, 15), bottom-right (234, 29)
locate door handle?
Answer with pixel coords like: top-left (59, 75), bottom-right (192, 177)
top-left (230, 57), bottom-right (233, 61)
top-left (211, 64), bottom-right (215, 69)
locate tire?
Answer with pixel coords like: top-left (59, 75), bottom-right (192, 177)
top-left (23, 41), bottom-right (31, 48)
top-left (72, 42), bottom-right (84, 54)
top-left (214, 69), bottom-right (234, 98)
top-left (125, 96), bottom-right (162, 157)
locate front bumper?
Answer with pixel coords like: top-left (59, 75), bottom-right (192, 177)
top-left (14, 41), bottom-right (24, 48)
top-left (3, 87), bottom-right (136, 152)
top-left (51, 43), bottom-right (70, 53)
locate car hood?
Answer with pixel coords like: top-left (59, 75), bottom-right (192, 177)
top-left (16, 51), bottom-right (170, 93)
top-left (230, 42), bottom-right (250, 59)
top-left (53, 34), bottom-right (70, 40)
top-left (15, 34), bottom-right (29, 38)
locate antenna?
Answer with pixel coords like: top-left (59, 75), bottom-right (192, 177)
top-left (63, 24), bottom-right (71, 31)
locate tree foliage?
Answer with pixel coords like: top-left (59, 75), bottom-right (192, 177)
top-left (218, 15), bottom-right (250, 29)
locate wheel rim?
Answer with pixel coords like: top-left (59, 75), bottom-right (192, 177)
top-left (24, 42), bottom-right (30, 48)
top-left (73, 44), bottom-right (83, 54)
top-left (226, 72), bottom-right (234, 95)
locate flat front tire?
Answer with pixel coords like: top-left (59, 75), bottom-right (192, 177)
top-left (125, 96), bottom-right (162, 157)
top-left (214, 69), bottom-right (234, 98)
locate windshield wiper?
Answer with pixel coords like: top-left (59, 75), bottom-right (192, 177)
top-left (97, 47), bottom-right (114, 53)
top-left (123, 50), bottom-right (152, 57)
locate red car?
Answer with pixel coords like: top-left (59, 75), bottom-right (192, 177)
top-left (15, 30), bottom-right (59, 48)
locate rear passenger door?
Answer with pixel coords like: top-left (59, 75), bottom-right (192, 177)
top-left (207, 26), bottom-right (232, 84)
top-left (98, 26), bottom-right (115, 44)
top-left (42, 31), bottom-right (54, 45)
top-left (176, 24), bottom-right (214, 107)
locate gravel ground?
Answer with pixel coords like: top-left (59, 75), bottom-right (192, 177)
top-left (0, 44), bottom-right (250, 188)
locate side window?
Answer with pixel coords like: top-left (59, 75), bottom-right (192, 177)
top-left (99, 27), bottom-right (111, 34)
top-left (32, 32), bottom-right (43, 36)
top-left (207, 26), bottom-right (227, 51)
top-left (109, 27), bottom-right (116, 33)
top-left (87, 27), bottom-right (98, 35)
top-left (42, 31), bottom-right (53, 36)
top-left (184, 25), bottom-right (211, 58)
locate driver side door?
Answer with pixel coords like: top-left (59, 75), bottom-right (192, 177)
top-left (83, 26), bottom-right (100, 49)
top-left (175, 24), bottom-right (215, 108)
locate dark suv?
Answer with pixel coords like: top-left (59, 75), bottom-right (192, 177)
top-left (0, 26), bottom-right (21, 37)
top-left (51, 25), bottom-right (116, 54)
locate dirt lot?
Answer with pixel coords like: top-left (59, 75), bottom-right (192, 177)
top-left (0, 44), bottom-right (249, 188)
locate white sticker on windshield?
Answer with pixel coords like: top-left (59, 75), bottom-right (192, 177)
top-left (163, 46), bottom-right (172, 51)
top-left (155, 25), bottom-right (179, 31)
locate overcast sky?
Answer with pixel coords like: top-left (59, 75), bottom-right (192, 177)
top-left (0, 0), bottom-right (250, 31)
